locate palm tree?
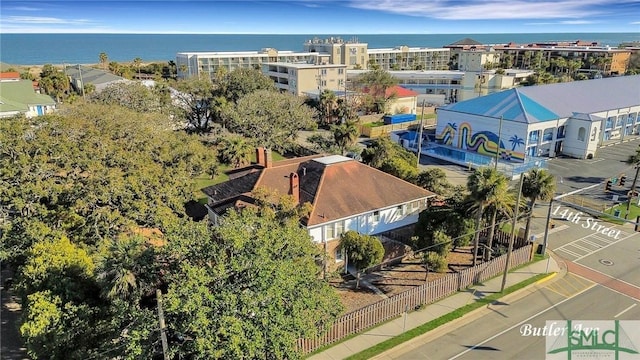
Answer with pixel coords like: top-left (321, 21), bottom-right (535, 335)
top-left (99, 52), bottom-right (108, 70)
top-left (133, 57), bottom-right (142, 78)
top-left (319, 89), bottom-right (339, 125)
top-left (331, 120), bottom-right (359, 155)
top-left (97, 236), bottom-right (154, 302)
top-left (219, 135), bottom-right (254, 168)
top-left (484, 174), bottom-right (515, 260)
top-left (467, 167), bottom-right (504, 266)
top-left (521, 168), bottom-right (556, 243)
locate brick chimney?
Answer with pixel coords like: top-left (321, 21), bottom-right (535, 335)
top-left (264, 148), bottom-right (273, 168)
top-left (256, 147), bottom-right (265, 167)
top-left (289, 172), bottom-right (300, 204)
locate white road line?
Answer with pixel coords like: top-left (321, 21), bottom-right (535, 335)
top-left (614, 303), bottom-right (638, 318)
top-left (555, 247), bottom-right (581, 258)
top-left (580, 239), bottom-right (602, 249)
top-left (574, 232), bottom-right (638, 262)
top-left (589, 235), bottom-right (613, 245)
top-left (447, 284), bottom-right (597, 360)
top-left (569, 242), bottom-right (591, 253)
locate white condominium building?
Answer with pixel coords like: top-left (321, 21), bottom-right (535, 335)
top-left (176, 48), bottom-right (330, 79)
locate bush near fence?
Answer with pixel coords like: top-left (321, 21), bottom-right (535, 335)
top-left (297, 244), bottom-right (533, 354)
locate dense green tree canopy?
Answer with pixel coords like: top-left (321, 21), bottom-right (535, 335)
top-left (0, 103), bottom-right (216, 261)
top-left (224, 89), bottom-right (317, 152)
top-left (361, 136), bottom-right (418, 183)
top-left (164, 208), bottom-right (342, 359)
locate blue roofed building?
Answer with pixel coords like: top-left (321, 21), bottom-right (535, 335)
top-left (431, 75), bottom-right (640, 176)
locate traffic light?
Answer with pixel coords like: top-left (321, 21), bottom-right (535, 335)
top-left (620, 175), bottom-right (627, 186)
top-left (605, 180), bottom-right (612, 191)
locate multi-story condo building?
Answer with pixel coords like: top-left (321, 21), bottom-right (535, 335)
top-left (261, 62), bottom-right (347, 96)
top-left (367, 46), bottom-right (451, 71)
top-left (303, 37), bottom-right (369, 70)
top-left (347, 68), bottom-right (533, 105)
top-left (176, 48), bottom-right (329, 79)
top-left (495, 43), bottom-right (631, 75)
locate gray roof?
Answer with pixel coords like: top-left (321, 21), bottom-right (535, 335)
top-left (517, 75), bottom-right (640, 118)
top-left (442, 75), bottom-right (640, 124)
top-left (64, 65), bottom-right (128, 86)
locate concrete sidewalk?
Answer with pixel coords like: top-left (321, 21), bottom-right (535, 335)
top-left (307, 255), bottom-right (562, 360)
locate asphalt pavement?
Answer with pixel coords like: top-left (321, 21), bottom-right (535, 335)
top-left (381, 284), bottom-right (640, 360)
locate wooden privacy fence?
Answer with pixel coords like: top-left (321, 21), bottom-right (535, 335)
top-left (297, 244), bottom-right (533, 354)
top-left (479, 228), bottom-right (530, 250)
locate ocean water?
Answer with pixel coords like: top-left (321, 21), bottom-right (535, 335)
top-left (1, 33), bottom-right (639, 66)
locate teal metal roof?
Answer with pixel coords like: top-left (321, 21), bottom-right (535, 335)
top-left (444, 88), bottom-right (559, 124)
top-left (443, 75), bottom-right (640, 124)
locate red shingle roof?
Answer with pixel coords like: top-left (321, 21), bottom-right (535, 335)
top-left (385, 85), bottom-right (419, 98)
top-left (202, 154), bottom-right (435, 227)
top-left (0, 72), bottom-right (20, 80)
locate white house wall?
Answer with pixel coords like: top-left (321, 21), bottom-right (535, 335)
top-left (564, 117), bottom-right (596, 159)
top-left (307, 199), bottom-right (428, 244)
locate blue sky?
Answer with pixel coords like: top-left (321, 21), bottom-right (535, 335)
top-left (1, 0), bottom-right (639, 34)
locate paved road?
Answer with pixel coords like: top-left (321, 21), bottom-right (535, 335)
top-left (383, 284), bottom-right (640, 360)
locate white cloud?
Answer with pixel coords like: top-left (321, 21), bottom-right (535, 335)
top-left (559, 20), bottom-right (595, 24)
top-left (347, 0), bottom-right (618, 20)
top-left (4, 16), bottom-right (93, 25)
top-left (4, 6), bottom-right (41, 11)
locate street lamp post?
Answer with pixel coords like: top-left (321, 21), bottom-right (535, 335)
top-left (416, 99), bottom-right (426, 167)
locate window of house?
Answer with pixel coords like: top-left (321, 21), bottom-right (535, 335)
top-left (542, 128), bottom-right (554, 142)
top-left (373, 211), bottom-right (380, 222)
top-left (606, 116), bottom-right (615, 129)
top-left (617, 115), bottom-right (625, 128)
top-left (335, 221), bottom-right (344, 236)
top-left (397, 205), bottom-right (405, 216)
top-left (411, 200), bottom-right (420, 211)
top-left (528, 130), bottom-right (539, 143)
top-left (335, 248), bottom-right (344, 262)
top-left (578, 127), bottom-right (586, 141)
top-left (325, 224), bottom-right (335, 240)
top-left (321, 69), bottom-right (327, 75)
top-left (338, 68), bottom-right (344, 75)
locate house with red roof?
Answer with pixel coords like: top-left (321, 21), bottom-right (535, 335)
top-left (202, 147), bottom-right (435, 263)
top-left (362, 85), bottom-right (419, 115)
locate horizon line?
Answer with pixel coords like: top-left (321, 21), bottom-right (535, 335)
top-left (3, 31), bottom-right (639, 35)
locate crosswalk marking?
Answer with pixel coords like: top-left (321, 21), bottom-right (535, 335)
top-left (553, 228), bottom-right (637, 261)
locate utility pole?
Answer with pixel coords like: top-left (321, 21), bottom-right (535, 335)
top-left (494, 116), bottom-right (503, 171)
top-left (501, 173), bottom-right (524, 292)
top-left (156, 289), bottom-right (169, 360)
top-left (78, 65), bottom-right (85, 99)
top-left (416, 99), bottom-right (426, 167)
top-left (625, 164), bottom-right (640, 219)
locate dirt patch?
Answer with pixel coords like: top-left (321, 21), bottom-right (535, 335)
top-left (331, 247), bottom-right (474, 313)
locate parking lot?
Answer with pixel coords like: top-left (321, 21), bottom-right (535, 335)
top-left (547, 138), bottom-right (640, 195)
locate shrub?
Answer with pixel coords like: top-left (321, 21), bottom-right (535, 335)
top-left (423, 252), bottom-right (448, 273)
top-left (338, 231), bottom-right (385, 271)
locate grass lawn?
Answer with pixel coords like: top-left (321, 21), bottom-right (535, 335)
top-left (605, 201), bottom-right (640, 220)
top-left (363, 121), bottom-right (385, 128)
